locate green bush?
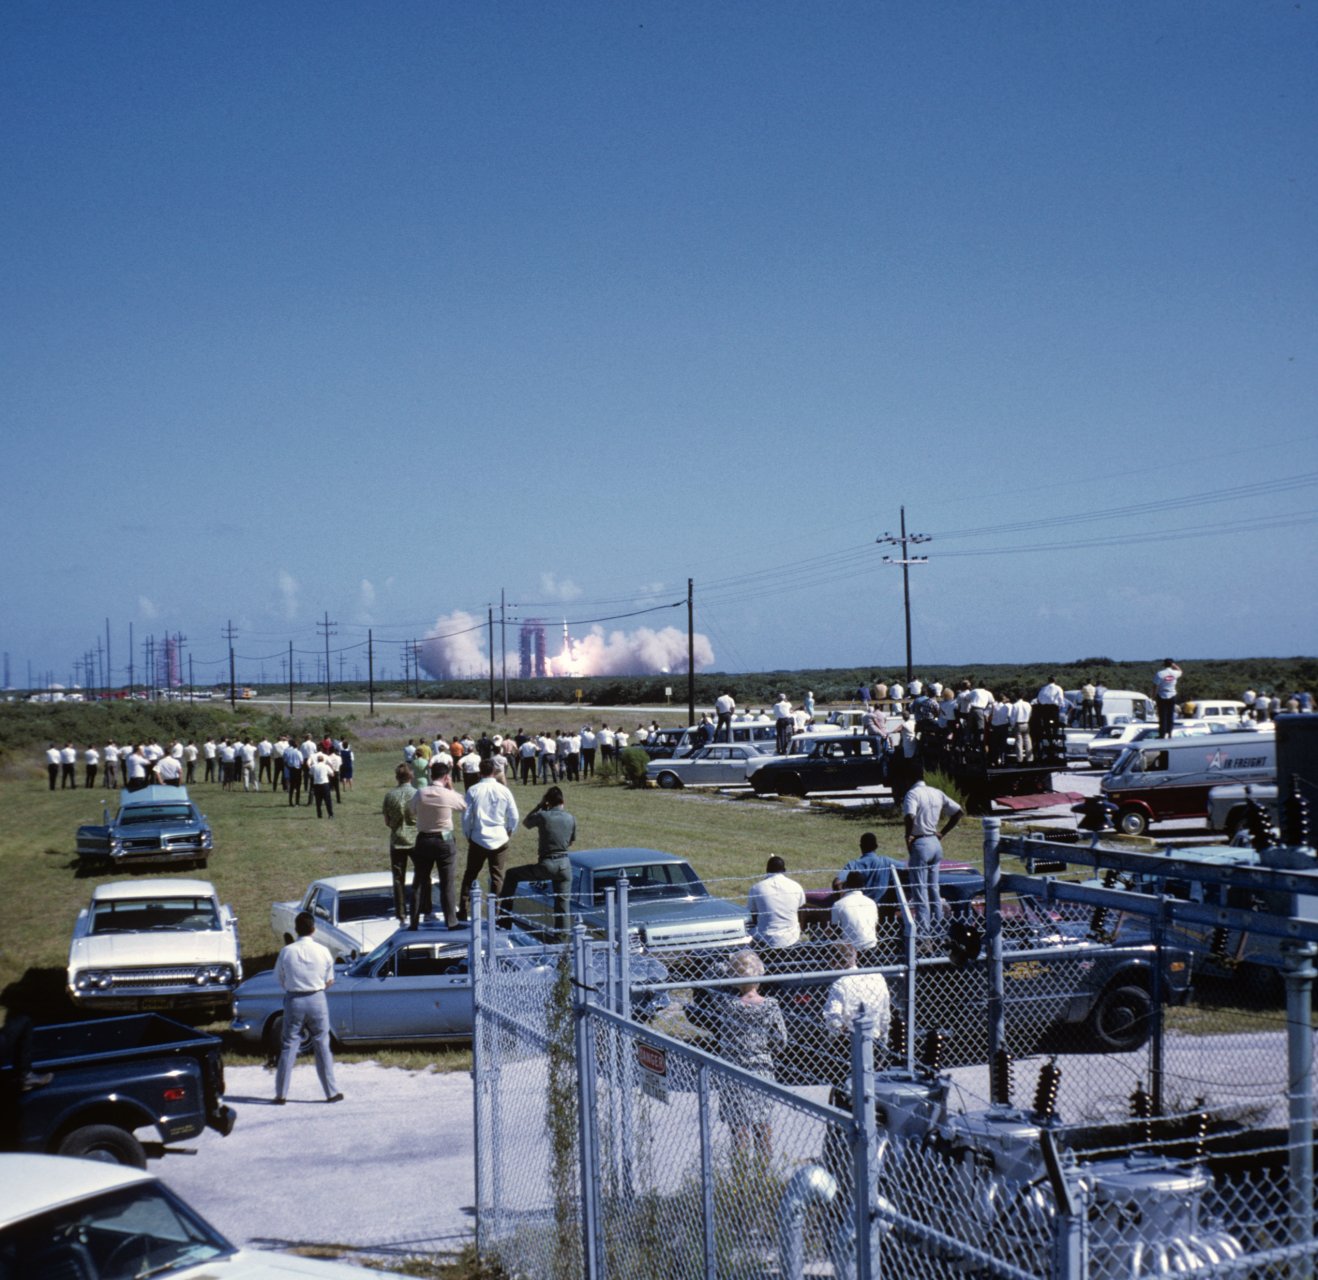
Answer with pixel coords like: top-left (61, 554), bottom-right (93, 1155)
top-left (617, 746), bottom-right (650, 788)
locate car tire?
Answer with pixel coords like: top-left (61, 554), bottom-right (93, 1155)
top-left (1116, 807), bottom-right (1149, 836)
top-left (57, 1123), bottom-right (148, 1169)
top-left (262, 1012), bottom-right (313, 1058)
top-left (782, 772), bottom-right (806, 797)
top-left (1088, 983), bottom-right (1153, 1053)
top-left (656, 772), bottom-right (681, 790)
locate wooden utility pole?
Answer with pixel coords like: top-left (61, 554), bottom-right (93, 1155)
top-left (687, 578), bottom-right (695, 727)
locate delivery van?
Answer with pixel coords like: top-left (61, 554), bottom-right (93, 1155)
top-left (1065, 688), bottom-right (1155, 727)
top-left (1100, 729), bottom-right (1277, 835)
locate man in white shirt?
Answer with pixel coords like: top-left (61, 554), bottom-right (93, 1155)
top-left (183, 741), bottom-right (198, 784)
top-left (822, 942), bottom-right (891, 1047)
top-left (202, 739), bottom-right (217, 783)
top-left (155, 753), bottom-right (183, 787)
top-left (903, 778), bottom-right (963, 934)
top-left (458, 760), bottom-right (519, 922)
top-left (1009, 694), bottom-right (1033, 763)
top-left (831, 871), bottom-right (879, 952)
top-left (988, 698), bottom-right (1013, 766)
top-left (1036, 677), bottom-right (1067, 710)
top-left (241, 740), bottom-right (258, 792)
top-left (309, 752), bottom-right (335, 818)
top-left (715, 691), bottom-right (736, 742)
top-left (103, 742), bottom-right (120, 790)
top-left (272, 912), bottom-right (342, 1105)
top-left (747, 856), bottom-right (805, 949)
top-left (597, 725), bottom-right (615, 768)
top-left (772, 694), bottom-right (794, 754)
top-left (1154, 660), bottom-right (1182, 738)
top-left (45, 744), bottom-right (60, 791)
top-left (82, 746), bottom-right (99, 790)
top-left (518, 737), bottom-right (538, 785)
top-left (218, 740), bottom-right (236, 790)
top-left (257, 737), bottom-right (273, 785)
top-left (124, 746), bottom-right (149, 792)
top-left (580, 727), bottom-right (597, 777)
top-left (60, 743), bottom-right (78, 789)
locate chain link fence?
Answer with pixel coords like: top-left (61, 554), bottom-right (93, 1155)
top-left (472, 829), bottom-right (1318, 1278)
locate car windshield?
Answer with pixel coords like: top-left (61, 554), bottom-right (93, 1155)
top-left (337, 889), bottom-right (398, 922)
top-left (591, 862), bottom-right (707, 904)
top-left (91, 897), bottom-right (220, 934)
top-left (0, 1181), bottom-right (232, 1278)
top-left (118, 806), bottom-right (195, 825)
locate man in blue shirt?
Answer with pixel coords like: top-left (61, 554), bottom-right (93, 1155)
top-left (842, 832), bottom-right (902, 905)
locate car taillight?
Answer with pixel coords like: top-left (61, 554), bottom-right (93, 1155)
top-left (163, 1087), bottom-right (187, 1102)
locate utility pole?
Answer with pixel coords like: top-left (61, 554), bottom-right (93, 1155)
top-left (188, 654), bottom-right (194, 702)
top-left (105, 618), bottom-right (112, 695)
top-left (317, 612), bottom-right (337, 710)
top-left (488, 606), bottom-right (495, 723)
top-left (367, 629), bottom-right (374, 715)
top-left (500, 588), bottom-right (508, 713)
top-left (687, 578), bottom-right (696, 728)
top-left (878, 506), bottom-right (930, 687)
top-left (223, 620), bottom-right (238, 709)
top-left (412, 639), bottom-right (420, 698)
top-left (128, 623), bottom-right (134, 698)
top-left (288, 641), bottom-right (294, 715)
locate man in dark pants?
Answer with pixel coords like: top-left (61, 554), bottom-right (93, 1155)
top-left (382, 763), bottom-right (417, 925)
top-left (503, 786), bottom-right (576, 940)
top-left (409, 761), bottom-right (466, 929)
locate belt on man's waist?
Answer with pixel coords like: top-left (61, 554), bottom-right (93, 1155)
top-left (287, 989), bottom-right (324, 996)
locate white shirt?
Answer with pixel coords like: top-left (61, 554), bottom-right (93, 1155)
top-left (1037, 682), bottom-right (1067, 708)
top-left (61, 746), bottom-right (77, 765)
top-left (1010, 698), bottom-right (1032, 725)
top-left (831, 891), bottom-right (878, 949)
top-left (889, 683), bottom-right (905, 702)
top-left (184, 743), bottom-right (198, 762)
top-left (597, 728), bottom-right (615, 746)
top-left (823, 971), bottom-right (891, 1041)
top-left (1155, 666), bottom-right (1181, 699)
top-left (773, 699), bottom-right (793, 721)
top-left (84, 747), bottom-right (100, 765)
top-left (46, 747), bottom-right (61, 766)
top-left (581, 730), bottom-right (597, 748)
top-left (258, 739), bottom-right (273, 757)
top-left (310, 756), bottom-right (332, 785)
top-left (275, 934), bottom-right (335, 993)
top-left (156, 756), bottom-right (182, 783)
top-left (747, 872), bottom-right (805, 948)
top-left (171, 742), bottom-right (184, 759)
top-left (203, 741), bottom-right (217, 759)
top-left (461, 778), bottom-right (520, 848)
top-left (990, 702), bottom-right (1012, 727)
top-left (908, 680), bottom-right (923, 697)
top-left (615, 731), bottom-right (629, 748)
top-left (461, 752), bottom-right (481, 775)
top-left (104, 745), bottom-right (120, 763)
top-left (715, 695), bottom-right (734, 715)
top-left (903, 781), bottom-right (962, 839)
top-left (125, 753), bottom-right (147, 780)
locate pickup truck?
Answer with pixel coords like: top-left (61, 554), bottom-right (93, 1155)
top-left (2, 1013), bottom-right (235, 1168)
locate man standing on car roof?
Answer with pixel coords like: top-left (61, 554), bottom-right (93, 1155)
top-left (772, 693), bottom-right (794, 755)
top-left (409, 760), bottom-right (467, 929)
top-left (458, 759), bottom-right (519, 923)
top-left (902, 775), bottom-right (963, 937)
top-left (715, 690), bottom-right (736, 742)
top-left (273, 912), bottom-right (342, 1106)
top-left (382, 763), bottom-right (418, 925)
top-left (1154, 659), bottom-right (1182, 738)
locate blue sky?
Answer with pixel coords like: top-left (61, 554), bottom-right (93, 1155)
top-left (3, 1), bottom-right (1315, 688)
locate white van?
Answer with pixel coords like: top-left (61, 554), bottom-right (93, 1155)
top-left (1100, 729), bottom-right (1277, 835)
top-left (1181, 699), bottom-right (1249, 727)
top-left (1065, 688), bottom-right (1154, 727)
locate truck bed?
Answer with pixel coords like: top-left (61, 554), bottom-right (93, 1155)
top-left (29, 1014), bottom-right (222, 1070)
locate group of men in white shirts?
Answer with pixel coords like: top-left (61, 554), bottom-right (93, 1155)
top-left (45, 739), bottom-right (198, 792)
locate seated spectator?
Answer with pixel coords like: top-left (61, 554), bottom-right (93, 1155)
top-left (822, 942), bottom-right (891, 1047)
top-left (830, 871), bottom-right (879, 952)
top-left (842, 832), bottom-right (902, 905)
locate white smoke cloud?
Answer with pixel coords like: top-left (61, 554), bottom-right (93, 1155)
top-left (548, 625), bottom-right (714, 677)
top-left (418, 611), bottom-right (488, 679)
top-left (357, 578), bottom-right (376, 623)
top-left (276, 570), bottom-right (299, 622)
top-left (138, 596), bottom-right (160, 620)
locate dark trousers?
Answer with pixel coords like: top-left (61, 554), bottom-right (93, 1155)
top-left (313, 782), bottom-right (333, 818)
top-left (390, 846), bottom-right (412, 922)
top-left (287, 767), bottom-right (302, 805)
top-left (103, 764), bottom-right (117, 789)
top-left (259, 756), bottom-right (272, 782)
top-left (716, 712), bottom-right (732, 741)
top-left (502, 855), bottom-right (571, 939)
top-left (410, 833), bottom-right (457, 928)
top-left (47, 765), bottom-right (58, 790)
top-left (520, 756), bottom-right (536, 784)
top-left (204, 758), bottom-right (215, 781)
top-left (61, 763), bottom-right (76, 789)
top-left (539, 756), bottom-right (557, 782)
top-left (1157, 697), bottom-right (1176, 738)
top-left (776, 718), bottom-right (792, 753)
top-left (582, 748), bottom-right (595, 777)
top-left (85, 765), bottom-right (97, 788)
top-left (185, 761), bottom-right (195, 783)
top-left (459, 841), bottom-right (509, 921)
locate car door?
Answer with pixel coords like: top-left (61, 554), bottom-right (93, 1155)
top-left (347, 942), bottom-right (472, 1040)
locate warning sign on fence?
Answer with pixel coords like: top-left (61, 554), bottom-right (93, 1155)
top-left (636, 1042), bottom-right (668, 1102)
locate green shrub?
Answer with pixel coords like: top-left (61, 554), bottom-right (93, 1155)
top-left (617, 746), bottom-right (650, 788)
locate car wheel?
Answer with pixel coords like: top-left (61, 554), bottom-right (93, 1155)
top-left (656, 772), bottom-right (681, 790)
top-left (782, 772), bottom-right (805, 797)
top-left (261, 1012), bottom-right (314, 1058)
top-left (1116, 807), bottom-right (1149, 836)
top-left (57, 1123), bottom-right (148, 1169)
top-left (1088, 983), bottom-right (1153, 1052)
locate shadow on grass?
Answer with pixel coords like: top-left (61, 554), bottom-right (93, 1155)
top-left (2, 967), bottom-right (78, 1024)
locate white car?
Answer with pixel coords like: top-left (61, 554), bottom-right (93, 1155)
top-left (270, 871), bottom-right (437, 960)
top-left (646, 742), bottom-right (774, 789)
top-left (0, 1154), bottom-right (410, 1277)
top-left (67, 878), bottom-right (241, 1018)
top-left (1086, 720), bottom-right (1211, 770)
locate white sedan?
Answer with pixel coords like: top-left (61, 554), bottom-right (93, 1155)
top-left (270, 871), bottom-right (437, 960)
top-left (646, 743), bottom-right (774, 789)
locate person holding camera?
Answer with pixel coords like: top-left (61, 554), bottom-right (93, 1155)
top-left (502, 786), bottom-right (576, 941)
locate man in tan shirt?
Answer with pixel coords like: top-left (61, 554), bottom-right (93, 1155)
top-left (408, 761), bottom-right (466, 929)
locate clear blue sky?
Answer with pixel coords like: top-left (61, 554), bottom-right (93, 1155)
top-left (3, 1), bottom-right (1315, 687)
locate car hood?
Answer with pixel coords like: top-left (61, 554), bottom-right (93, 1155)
top-left (177, 1250), bottom-right (409, 1277)
top-left (627, 897), bottom-right (749, 947)
top-left (69, 931), bottom-right (237, 969)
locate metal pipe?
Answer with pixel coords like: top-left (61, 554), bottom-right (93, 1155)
top-left (983, 818), bottom-right (1006, 1099)
top-left (776, 1165), bottom-right (839, 1280)
top-left (1284, 940), bottom-right (1316, 1276)
top-left (572, 925), bottom-right (601, 1277)
top-left (850, 1013), bottom-right (876, 1280)
top-left (890, 875), bottom-right (917, 1074)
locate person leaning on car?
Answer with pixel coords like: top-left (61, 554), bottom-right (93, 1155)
top-left (382, 763), bottom-right (418, 925)
top-left (502, 786), bottom-right (577, 940)
top-left (408, 761), bottom-right (467, 930)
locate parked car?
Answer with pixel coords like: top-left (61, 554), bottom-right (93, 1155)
top-left (1206, 782), bottom-right (1279, 837)
top-left (3, 1014), bottom-right (234, 1168)
top-left (646, 742), bottom-right (773, 789)
top-left (232, 920), bottom-right (668, 1052)
top-left (1064, 688), bottom-right (1155, 727)
top-left (748, 734), bottom-right (891, 796)
top-left (1087, 719), bottom-right (1211, 770)
top-left (75, 786), bottom-right (213, 869)
top-left (503, 847), bottom-right (750, 956)
top-left (270, 871), bottom-right (437, 960)
top-left (638, 727), bottom-right (690, 760)
top-left (0, 1153), bottom-right (411, 1277)
top-left (67, 879), bottom-right (242, 1019)
top-left (1182, 699), bottom-right (1249, 727)
top-left (668, 718), bottom-right (782, 758)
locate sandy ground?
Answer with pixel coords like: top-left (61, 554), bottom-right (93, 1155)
top-left (159, 1062), bottom-right (476, 1265)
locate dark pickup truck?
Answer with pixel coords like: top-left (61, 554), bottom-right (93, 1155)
top-left (2, 1013), bottom-right (235, 1168)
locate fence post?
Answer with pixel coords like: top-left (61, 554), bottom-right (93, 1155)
top-left (470, 885), bottom-right (498, 1252)
top-left (1041, 1129), bottom-right (1086, 1280)
top-left (1149, 896), bottom-right (1166, 1116)
top-left (697, 1062), bottom-right (717, 1280)
top-left (982, 818), bottom-right (1006, 1097)
top-left (615, 878), bottom-right (635, 1201)
top-left (1283, 939), bottom-right (1316, 1270)
top-left (573, 924), bottom-right (603, 1278)
top-left (850, 1013), bottom-right (877, 1280)
top-left (891, 876), bottom-right (917, 1074)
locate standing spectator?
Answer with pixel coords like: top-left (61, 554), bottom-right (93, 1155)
top-left (1036, 675), bottom-right (1068, 713)
top-left (1010, 692), bottom-right (1033, 763)
top-left (747, 856), bottom-right (805, 950)
top-left (241, 739), bottom-right (258, 791)
top-left (60, 743), bottom-right (78, 789)
top-left (409, 761), bottom-right (466, 929)
top-left (1243, 689), bottom-right (1258, 719)
top-left (309, 751), bottom-right (334, 818)
top-left (1154, 660), bottom-right (1182, 738)
top-left (889, 681), bottom-right (906, 713)
top-left (202, 738), bottom-right (217, 783)
top-left (902, 777), bottom-right (963, 937)
top-left (501, 735), bottom-right (518, 779)
top-left (822, 942), bottom-right (891, 1048)
top-left (614, 726), bottom-right (630, 757)
top-left (831, 871), bottom-right (879, 952)
top-left (503, 786), bottom-right (577, 940)
top-left (518, 736), bottom-right (538, 785)
top-left (803, 690), bottom-right (815, 722)
top-left (567, 729), bottom-right (582, 780)
top-left (842, 832), bottom-right (901, 904)
top-left (889, 713), bottom-right (920, 804)
top-left (83, 745), bottom-right (99, 790)
top-left (458, 760), bottom-right (519, 922)
top-left (183, 741), bottom-right (198, 785)
top-left (1093, 682), bottom-right (1107, 725)
top-left (1080, 681), bottom-right (1097, 729)
top-left (598, 725), bottom-right (616, 769)
top-left (460, 746), bottom-right (482, 791)
top-left (257, 736), bottom-right (273, 784)
top-left (283, 740), bottom-right (304, 806)
top-left (124, 745), bottom-right (149, 792)
top-left (716, 950), bottom-right (787, 1166)
top-left (988, 697), bottom-right (1012, 766)
top-left (339, 740), bottom-right (355, 791)
top-left (580, 726), bottom-right (597, 777)
top-left (103, 742), bottom-right (120, 790)
top-left (772, 693), bottom-right (794, 755)
top-left (272, 912), bottom-right (342, 1105)
top-left (45, 744), bottom-right (60, 791)
top-left (557, 731), bottom-right (575, 782)
top-left (218, 740), bottom-right (236, 790)
top-left (715, 691), bottom-right (736, 741)
top-left (155, 751), bottom-right (182, 787)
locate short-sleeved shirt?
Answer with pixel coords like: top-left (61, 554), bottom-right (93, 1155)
top-left (747, 872), bottom-right (805, 948)
top-left (410, 782), bottom-right (467, 836)
top-left (275, 935), bottom-right (335, 994)
top-left (831, 891), bottom-right (879, 949)
top-left (903, 782), bottom-right (962, 840)
top-left (823, 972), bottom-right (891, 1041)
top-left (383, 783), bottom-right (418, 851)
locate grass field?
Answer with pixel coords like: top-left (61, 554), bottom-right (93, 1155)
top-left (0, 707), bottom-right (992, 1066)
